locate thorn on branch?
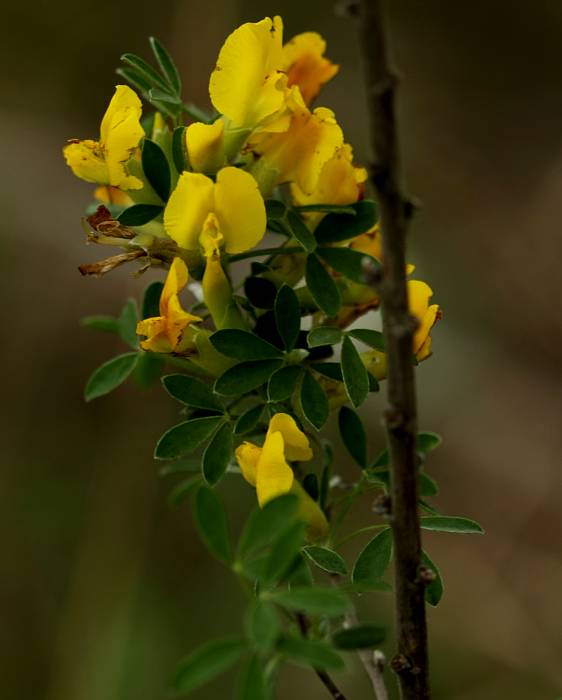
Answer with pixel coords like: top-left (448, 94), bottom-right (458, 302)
top-left (390, 653), bottom-right (412, 674)
top-left (417, 565), bottom-right (437, 585)
top-left (372, 493), bottom-right (392, 516)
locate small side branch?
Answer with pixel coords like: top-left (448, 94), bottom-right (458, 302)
top-left (296, 613), bottom-right (348, 700)
top-left (358, 2), bottom-right (431, 699)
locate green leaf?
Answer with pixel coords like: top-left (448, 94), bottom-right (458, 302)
top-left (142, 138), bottom-right (171, 201)
top-left (338, 406), bottom-right (367, 468)
top-left (417, 432), bottom-right (442, 455)
top-left (162, 374), bottom-right (224, 412)
top-left (305, 254), bottom-right (341, 317)
top-left (421, 550), bottom-right (444, 606)
top-left (80, 315), bottom-right (119, 333)
top-left (120, 53), bottom-right (170, 92)
top-left (286, 210), bottom-right (316, 252)
top-left (318, 246), bottom-right (381, 284)
top-left (274, 285), bottom-right (301, 351)
top-left (193, 485), bottom-right (231, 563)
top-left (202, 422), bottom-right (233, 486)
top-left (303, 546), bottom-right (348, 576)
top-left (168, 476), bottom-right (201, 506)
top-left (238, 494), bottom-right (299, 560)
top-left (133, 350), bottom-right (164, 388)
top-left (172, 126), bottom-right (187, 172)
top-left (142, 280), bottom-right (164, 318)
top-left (352, 528), bottom-right (393, 584)
top-left (116, 66), bottom-right (152, 96)
top-left (210, 330), bottom-right (283, 361)
top-left (302, 473), bottom-right (319, 501)
top-left (311, 362), bottom-right (343, 381)
top-left (174, 637), bottom-right (245, 694)
top-left (295, 203), bottom-right (356, 215)
top-left (265, 199), bottom-right (286, 221)
top-left (341, 336), bottom-right (369, 408)
top-left (85, 352), bottom-right (138, 401)
top-left (277, 637), bottom-right (344, 671)
top-left (347, 328), bottom-right (385, 351)
top-left (267, 365), bottom-right (301, 402)
top-left (149, 87), bottom-right (181, 104)
top-left (237, 655), bottom-right (269, 700)
top-left (300, 370), bottom-right (329, 430)
top-left (234, 404), bottom-right (264, 435)
top-left (117, 203), bottom-right (163, 226)
top-left (245, 600), bottom-right (280, 652)
top-left (307, 326), bottom-right (343, 348)
top-left (117, 299), bottom-right (139, 349)
top-left (315, 200), bottom-right (378, 244)
top-left (149, 36), bottom-right (182, 95)
top-left (332, 623), bottom-right (386, 650)
top-left (215, 360), bottom-right (283, 396)
top-left (420, 516), bottom-right (484, 534)
top-left (264, 521), bottom-right (305, 586)
top-left (154, 416), bottom-right (224, 460)
top-left (419, 473), bottom-right (439, 497)
top-left (268, 586), bottom-right (351, 617)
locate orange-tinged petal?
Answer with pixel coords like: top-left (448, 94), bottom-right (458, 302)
top-left (160, 257), bottom-right (189, 315)
top-left (281, 32), bottom-right (339, 105)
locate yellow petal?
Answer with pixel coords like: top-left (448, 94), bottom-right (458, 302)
top-left (267, 413), bottom-right (313, 462)
top-left (165, 295), bottom-right (202, 350)
top-left (186, 119), bottom-right (225, 174)
top-left (63, 140), bottom-right (109, 184)
top-left (160, 257), bottom-right (189, 315)
top-left (235, 442), bottom-right (262, 486)
top-left (209, 16), bottom-right (285, 128)
top-left (256, 431), bottom-right (294, 506)
top-left (94, 185), bottom-right (133, 206)
top-left (291, 144), bottom-right (366, 209)
top-left (136, 316), bottom-right (171, 353)
top-left (281, 32), bottom-right (339, 105)
top-left (202, 249), bottom-right (234, 330)
top-left (164, 172), bottom-right (215, 250)
top-left (351, 224), bottom-right (383, 261)
top-left (249, 94), bottom-right (344, 195)
top-left (100, 85), bottom-right (145, 189)
top-left (214, 167), bottom-right (266, 254)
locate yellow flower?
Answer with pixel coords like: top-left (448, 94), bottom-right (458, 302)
top-left (409, 280), bottom-right (441, 361)
top-left (248, 88), bottom-right (344, 195)
top-left (185, 119), bottom-right (226, 175)
top-left (63, 85), bottom-right (144, 190)
top-left (209, 16), bottom-right (286, 130)
top-left (136, 257), bottom-right (202, 353)
top-left (361, 279), bottom-right (441, 382)
top-left (281, 31), bottom-right (339, 105)
top-left (236, 413), bottom-right (328, 539)
top-left (94, 186), bottom-right (133, 207)
top-left (291, 144), bottom-right (367, 210)
top-left (164, 166), bottom-right (266, 254)
top-left (164, 167), bottom-right (265, 328)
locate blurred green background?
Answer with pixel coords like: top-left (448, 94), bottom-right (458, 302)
top-left (1, 0), bottom-right (562, 698)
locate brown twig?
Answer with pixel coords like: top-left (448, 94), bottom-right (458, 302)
top-left (296, 613), bottom-right (348, 700)
top-left (358, 1), bottom-right (431, 699)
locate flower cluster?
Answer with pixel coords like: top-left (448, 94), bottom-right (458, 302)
top-left (65, 18), bottom-right (440, 532)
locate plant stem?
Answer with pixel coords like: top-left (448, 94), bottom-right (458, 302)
top-left (227, 246), bottom-right (302, 263)
top-left (358, 2), bottom-right (431, 699)
top-left (296, 613), bottom-right (348, 700)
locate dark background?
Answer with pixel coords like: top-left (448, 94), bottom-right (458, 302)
top-left (1, 1), bottom-right (561, 698)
